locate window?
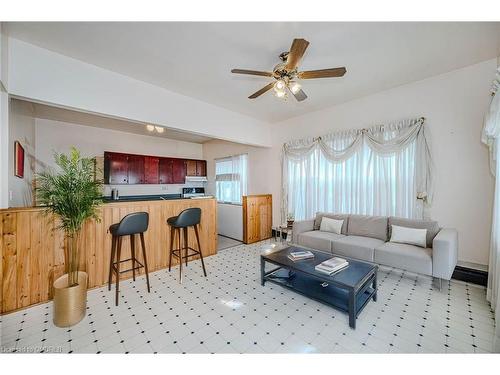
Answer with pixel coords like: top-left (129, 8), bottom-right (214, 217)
top-left (215, 154), bottom-right (248, 204)
top-left (285, 123), bottom-right (424, 221)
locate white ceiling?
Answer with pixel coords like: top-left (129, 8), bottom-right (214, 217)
top-left (6, 22), bottom-right (500, 123)
top-left (20, 100), bottom-right (213, 143)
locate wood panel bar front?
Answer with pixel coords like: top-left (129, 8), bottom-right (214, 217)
top-left (0, 198), bottom-right (217, 314)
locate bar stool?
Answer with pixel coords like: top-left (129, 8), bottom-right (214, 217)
top-left (167, 208), bottom-right (207, 283)
top-left (108, 212), bottom-right (151, 305)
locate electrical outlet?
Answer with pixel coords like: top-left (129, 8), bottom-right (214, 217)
top-left (9, 190), bottom-right (13, 201)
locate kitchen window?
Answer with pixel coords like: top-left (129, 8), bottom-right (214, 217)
top-left (215, 154), bottom-right (248, 204)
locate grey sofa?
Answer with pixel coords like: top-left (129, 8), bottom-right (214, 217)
top-left (292, 213), bottom-right (458, 282)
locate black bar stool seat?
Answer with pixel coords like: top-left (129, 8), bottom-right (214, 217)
top-left (167, 207), bottom-right (207, 283)
top-left (108, 212), bottom-right (151, 305)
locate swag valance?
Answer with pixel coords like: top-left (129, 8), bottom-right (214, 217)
top-left (281, 117), bottom-right (433, 222)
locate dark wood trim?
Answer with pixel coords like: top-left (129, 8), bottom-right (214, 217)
top-left (451, 266), bottom-right (488, 286)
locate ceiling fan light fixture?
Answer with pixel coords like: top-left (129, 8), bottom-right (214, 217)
top-left (274, 79), bottom-right (286, 92)
top-left (289, 81), bottom-right (301, 94)
top-left (155, 126), bottom-right (165, 133)
top-left (274, 89), bottom-right (287, 99)
top-left (146, 124), bottom-right (155, 132)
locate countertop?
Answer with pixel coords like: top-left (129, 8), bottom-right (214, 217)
top-left (102, 194), bottom-right (182, 203)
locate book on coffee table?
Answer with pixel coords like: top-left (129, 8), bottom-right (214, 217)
top-left (287, 250), bottom-right (314, 261)
top-left (315, 257), bottom-right (349, 275)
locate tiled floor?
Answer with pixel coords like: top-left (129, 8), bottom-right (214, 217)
top-left (217, 235), bottom-right (242, 251)
top-left (0, 240), bottom-right (496, 354)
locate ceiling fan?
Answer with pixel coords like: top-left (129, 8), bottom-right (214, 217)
top-left (231, 38), bottom-right (346, 102)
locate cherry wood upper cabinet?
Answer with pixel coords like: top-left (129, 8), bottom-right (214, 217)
top-left (159, 158), bottom-right (173, 184)
top-left (196, 160), bottom-right (207, 177)
top-left (105, 151), bottom-right (198, 185)
top-left (144, 156), bottom-right (159, 184)
top-left (104, 152), bottom-right (129, 184)
top-left (186, 160), bottom-right (197, 176)
top-left (127, 154), bottom-right (145, 184)
top-left (172, 159), bottom-right (186, 184)
top-left (186, 159), bottom-right (207, 176)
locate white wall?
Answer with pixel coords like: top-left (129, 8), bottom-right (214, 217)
top-left (262, 58), bottom-right (497, 267)
top-left (35, 118), bottom-right (205, 197)
top-left (0, 23), bottom-right (9, 208)
top-left (7, 38), bottom-right (271, 148)
top-left (202, 139), bottom-right (273, 197)
top-left (8, 99), bottom-right (36, 207)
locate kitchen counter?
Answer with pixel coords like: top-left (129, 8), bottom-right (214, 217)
top-left (102, 194), bottom-right (182, 203)
top-left (0, 198), bottom-right (217, 314)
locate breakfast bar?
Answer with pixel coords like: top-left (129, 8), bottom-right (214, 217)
top-left (0, 197), bottom-right (217, 314)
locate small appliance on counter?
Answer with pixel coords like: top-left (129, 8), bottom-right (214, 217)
top-left (182, 187), bottom-right (206, 198)
top-left (111, 188), bottom-right (120, 200)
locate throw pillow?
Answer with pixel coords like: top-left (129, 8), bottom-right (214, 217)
top-left (390, 224), bottom-right (427, 248)
top-left (319, 217), bottom-right (344, 235)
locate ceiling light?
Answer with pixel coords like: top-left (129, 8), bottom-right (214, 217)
top-left (274, 90), bottom-right (287, 99)
top-left (146, 124), bottom-right (155, 132)
top-left (289, 81), bottom-right (301, 94)
top-left (274, 79), bottom-right (286, 92)
top-left (155, 126), bottom-right (165, 133)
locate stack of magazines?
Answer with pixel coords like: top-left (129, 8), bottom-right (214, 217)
top-left (315, 257), bottom-right (349, 275)
top-left (287, 250), bottom-right (314, 261)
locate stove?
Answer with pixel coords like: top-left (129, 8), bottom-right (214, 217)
top-left (182, 187), bottom-right (206, 198)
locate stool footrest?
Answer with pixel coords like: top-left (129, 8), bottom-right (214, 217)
top-left (172, 247), bottom-right (201, 256)
top-left (112, 257), bottom-right (145, 274)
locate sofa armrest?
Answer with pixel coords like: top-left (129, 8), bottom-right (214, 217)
top-left (292, 219), bottom-right (314, 243)
top-left (432, 228), bottom-right (458, 280)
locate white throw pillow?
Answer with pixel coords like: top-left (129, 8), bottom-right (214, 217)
top-left (319, 217), bottom-right (344, 235)
top-left (390, 225), bottom-right (427, 248)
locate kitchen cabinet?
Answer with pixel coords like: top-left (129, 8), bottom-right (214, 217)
top-left (196, 160), bottom-right (207, 176)
top-left (159, 158), bottom-right (186, 184)
top-left (243, 194), bottom-right (272, 244)
top-left (127, 154), bottom-right (145, 184)
top-left (104, 152), bottom-right (129, 184)
top-left (186, 159), bottom-right (207, 177)
top-left (172, 159), bottom-right (186, 184)
top-left (144, 156), bottom-right (159, 184)
top-left (104, 151), bottom-right (196, 185)
top-left (159, 158), bottom-right (173, 184)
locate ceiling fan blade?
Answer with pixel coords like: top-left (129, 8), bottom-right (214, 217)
top-left (291, 88), bottom-right (308, 102)
top-left (231, 69), bottom-right (273, 77)
top-left (248, 82), bottom-right (275, 99)
top-left (285, 38), bottom-right (310, 71)
top-left (298, 67), bottom-right (347, 79)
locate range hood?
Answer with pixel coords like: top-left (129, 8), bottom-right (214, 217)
top-left (185, 176), bottom-right (208, 182)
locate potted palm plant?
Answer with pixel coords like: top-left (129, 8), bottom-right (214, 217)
top-left (36, 147), bottom-right (103, 327)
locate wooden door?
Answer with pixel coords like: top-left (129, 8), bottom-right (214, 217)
top-left (243, 194), bottom-right (272, 244)
top-left (172, 159), bottom-right (186, 184)
top-left (128, 154), bottom-right (145, 184)
top-left (159, 158), bottom-right (173, 184)
top-left (196, 160), bottom-right (207, 176)
top-left (104, 152), bottom-right (129, 184)
top-left (144, 156), bottom-right (159, 184)
top-left (186, 160), bottom-right (197, 176)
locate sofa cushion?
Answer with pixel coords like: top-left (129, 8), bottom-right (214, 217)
top-left (389, 217), bottom-right (439, 248)
top-left (331, 235), bottom-right (384, 262)
top-left (297, 231), bottom-right (343, 253)
top-left (314, 213), bottom-right (349, 234)
top-left (347, 214), bottom-right (388, 241)
top-left (374, 242), bottom-right (432, 276)
top-left (319, 217), bottom-right (344, 235)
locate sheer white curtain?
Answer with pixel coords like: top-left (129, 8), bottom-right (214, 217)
top-left (215, 154), bottom-right (248, 204)
top-left (282, 118), bottom-right (432, 222)
top-left (482, 67), bottom-right (500, 353)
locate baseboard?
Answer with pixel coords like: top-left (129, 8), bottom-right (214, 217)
top-left (451, 266), bottom-right (488, 286)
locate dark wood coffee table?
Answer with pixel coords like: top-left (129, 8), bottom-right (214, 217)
top-left (260, 246), bottom-right (377, 329)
